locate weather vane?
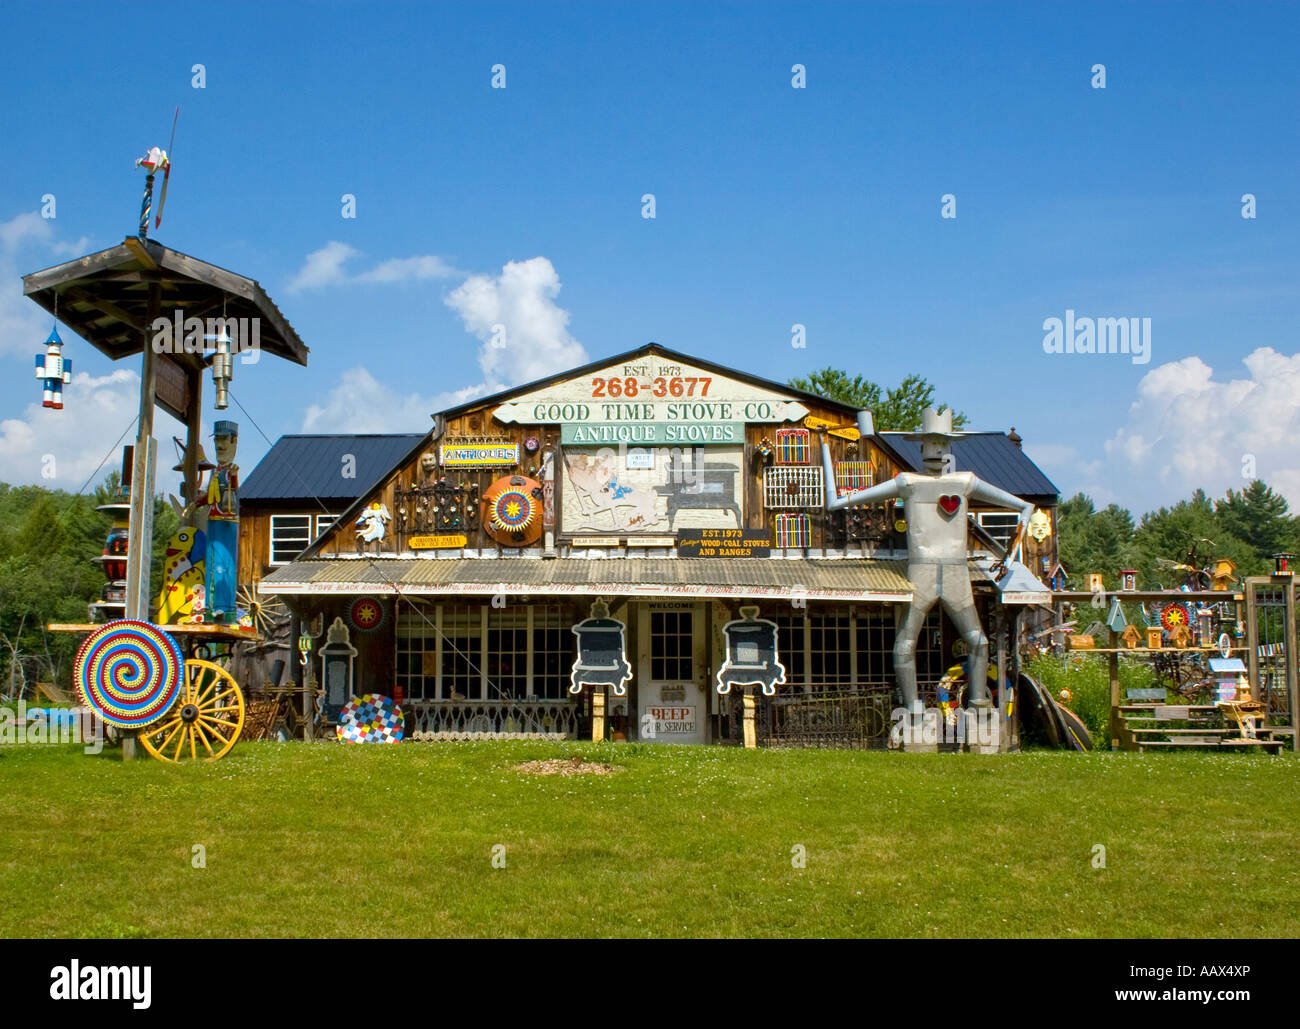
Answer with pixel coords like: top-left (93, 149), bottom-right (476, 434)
top-left (135, 106), bottom-right (179, 239)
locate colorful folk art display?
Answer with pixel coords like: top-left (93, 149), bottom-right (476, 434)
top-left (74, 620), bottom-right (184, 729)
top-left (560, 446), bottom-right (744, 534)
top-left (203, 421), bottom-right (240, 621)
top-left (774, 513), bottom-right (811, 548)
top-left (35, 325), bottom-right (72, 409)
top-left (569, 599), bottom-right (632, 696)
top-left (156, 526), bottom-right (207, 623)
top-left (716, 605), bottom-right (786, 696)
top-left (1160, 601), bottom-right (1192, 634)
top-left (349, 596), bottom-right (386, 633)
top-left (355, 501), bottom-right (392, 552)
top-left (834, 461), bottom-right (874, 496)
top-left (482, 475), bottom-right (544, 546)
top-left (762, 466), bottom-right (824, 509)
top-left (774, 428), bottom-right (811, 464)
top-left (1027, 508), bottom-right (1053, 542)
top-left (336, 693), bottom-right (405, 744)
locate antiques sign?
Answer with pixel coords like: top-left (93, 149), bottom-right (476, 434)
top-left (440, 441), bottom-right (519, 467)
top-left (676, 528), bottom-right (771, 558)
top-left (493, 357), bottom-right (808, 445)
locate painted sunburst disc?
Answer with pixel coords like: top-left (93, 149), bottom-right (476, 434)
top-left (336, 694), bottom-right (404, 744)
top-left (490, 488), bottom-right (536, 530)
top-left (74, 620), bottom-right (183, 729)
top-left (349, 596), bottom-right (386, 632)
top-left (1160, 602), bottom-right (1191, 632)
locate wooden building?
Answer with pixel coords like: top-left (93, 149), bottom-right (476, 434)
top-left (258, 344), bottom-right (1058, 745)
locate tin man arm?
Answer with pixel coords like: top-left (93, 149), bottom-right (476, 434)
top-left (969, 478), bottom-right (1035, 575)
top-left (821, 414), bottom-right (899, 511)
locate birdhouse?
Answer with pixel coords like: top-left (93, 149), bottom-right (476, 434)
top-left (1171, 623), bottom-right (1193, 649)
top-left (1212, 557), bottom-right (1238, 590)
top-left (1121, 624), bottom-right (1142, 649)
top-left (1146, 627), bottom-right (1163, 650)
top-left (1086, 572), bottom-right (1104, 593)
top-left (1274, 553), bottom-right (1295, 575)
top-left (1196, 609), bottom-right (1214, 647)
top-left (1119, 569), bottom-right (1138, 591)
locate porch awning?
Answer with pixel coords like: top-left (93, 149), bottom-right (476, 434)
top-left (258, 557), bottom-right (914, 602)
top-left (972, 557), bottom-right (1053, 606)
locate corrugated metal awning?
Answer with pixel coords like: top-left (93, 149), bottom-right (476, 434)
top-left (259, 557), bottom-right (914, 602)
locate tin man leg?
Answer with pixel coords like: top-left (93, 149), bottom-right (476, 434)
top-left (942, 587), bottom-right (990, 707)
top-left (894, 594), bottom-right (934, 710)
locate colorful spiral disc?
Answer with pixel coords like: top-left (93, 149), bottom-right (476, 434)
top-left (491, 488), bottom-right (536, 530)
top-left (336, 694), bottom-right (405, 744)
top-left (74, 620), bottom-right (183, 729)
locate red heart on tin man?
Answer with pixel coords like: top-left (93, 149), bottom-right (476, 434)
top-left (938, 495), bottom-right (961, 515)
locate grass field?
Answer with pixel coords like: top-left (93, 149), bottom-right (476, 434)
top-left (1, 740), bottom-right (1297, 938)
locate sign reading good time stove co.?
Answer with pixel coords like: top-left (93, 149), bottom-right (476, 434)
top-left (493, 358), bottom-right (809, 445)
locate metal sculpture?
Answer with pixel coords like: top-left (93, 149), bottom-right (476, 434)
top-left (822, 408), bottom-right (1033, 709)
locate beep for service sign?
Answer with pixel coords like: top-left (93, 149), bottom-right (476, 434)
top-left (643, 705), bottom-right (699, 741)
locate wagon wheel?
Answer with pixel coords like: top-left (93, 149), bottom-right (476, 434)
top-left (139, 659), bottom-right (246, 763)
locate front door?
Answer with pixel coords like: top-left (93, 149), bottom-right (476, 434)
top-left (636, 601), bottom-right (709, 743)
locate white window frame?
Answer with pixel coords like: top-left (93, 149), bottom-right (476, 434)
top-left (269, 514), bottom-right (314, 565)
top-left (976, 511), bottom-right (1020, 547)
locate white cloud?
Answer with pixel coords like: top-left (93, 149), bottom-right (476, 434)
top-left (0, 368), bottom-right (162, 491)
top-left (286, 242), bottom-right (457, 292)
top-left (1101, 347), bottom-right (1300, 513)
top-left (301, 367), bottom-right (484, 434)
top-left (286, 241), bottom-right (358, 292)
top-left (356, 255), bottom-right (457, 283)
top-left (445, 257), bottom-right (588, 388)
top-left (0, 212), bottom-right (98, 359)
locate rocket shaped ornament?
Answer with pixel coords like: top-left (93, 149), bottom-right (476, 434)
top-left (35, 326), bottom-right (72, 409)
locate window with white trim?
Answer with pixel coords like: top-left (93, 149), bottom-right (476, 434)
top-left (396, 602), bottom-right (577, 701)
top-left (314, 514), bottom-right (337, 538)
top-left (269, 515), bottom-right (313, 564)
top-left (976, 511), bottom-right (1020, 547)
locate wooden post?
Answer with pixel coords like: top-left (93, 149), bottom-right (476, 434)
top-left (183, 364), bottom-right (203, 508)
top-left (995, 619), bottom-right (1008, 754)
top-left (1286, 579), bottom-right (1299, 753)
top-left (742, 687), bottom-right (757, 749)
top-left (591, 688), bottom-right (606, 743)
top-left (121, 734), bottom-right (137, 761)
top-left (124, 283), bottom-right (161, 623)
top-left (1108, 629), bottom-right (1120, 750)
top-left (1245, 580), bottom-right (1260, 711)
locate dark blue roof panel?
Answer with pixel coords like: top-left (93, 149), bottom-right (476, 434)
top-left (880, 432), bottom-right (1059, 499)
top-left (241, 434), bottom-right (426, 502)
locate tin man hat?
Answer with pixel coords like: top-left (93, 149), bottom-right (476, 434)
top-left (901, 407), bottom-right (963, 442)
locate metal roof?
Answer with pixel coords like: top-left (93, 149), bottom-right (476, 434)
top-left (259, 557), bottom-right (915, 601)
top-left (241, 434), bottom-right (427, 502)
top-left (880, 432), bottom-right (1059, 499)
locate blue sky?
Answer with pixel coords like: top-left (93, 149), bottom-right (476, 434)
top-left (2, 0), bottom-right (1298, 515)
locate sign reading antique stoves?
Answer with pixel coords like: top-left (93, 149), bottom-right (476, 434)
top-left (492, 357), bottom-right (808, 445)
top-left (439, 439), bottom-right (519, 467)
top-left (676, 528), bottom-right (771, 558)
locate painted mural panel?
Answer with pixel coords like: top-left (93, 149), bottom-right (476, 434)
top-left (559, 445), bottom-right (744, 535)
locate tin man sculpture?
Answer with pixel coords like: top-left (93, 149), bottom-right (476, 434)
top-left (822, 408), bottom-right (1032, 709)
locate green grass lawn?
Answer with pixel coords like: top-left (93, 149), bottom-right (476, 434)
top-left (1, 740), bottom-right (1297, 938)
